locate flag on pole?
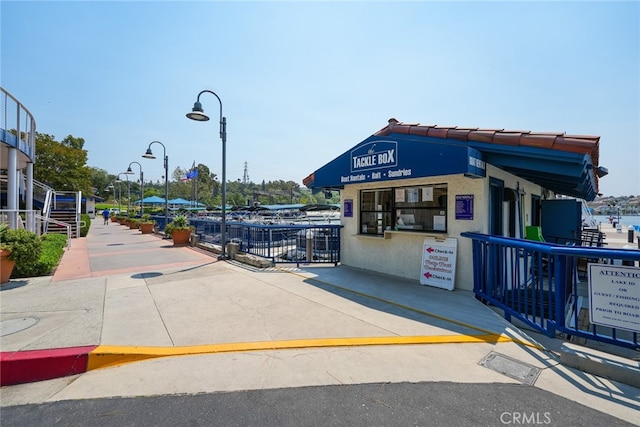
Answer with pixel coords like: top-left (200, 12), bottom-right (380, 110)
top-left (185, 161), bottom-right (198, 180)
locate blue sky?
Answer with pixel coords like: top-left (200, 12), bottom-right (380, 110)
top-left (2, 1), bottom-right (638, 197)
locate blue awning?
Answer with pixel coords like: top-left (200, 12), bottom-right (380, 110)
top-left (133, 196), bottom-right (166, 205)
top-left (304, 119), bottom-right (602, 201)
top-left (305, 135), bottom-right (485, 189)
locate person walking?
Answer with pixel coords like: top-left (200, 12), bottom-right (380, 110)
top-left (102, 209), bottom-right (110, 225)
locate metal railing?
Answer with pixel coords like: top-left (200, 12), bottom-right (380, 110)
top-left (1, 87), bottom-right (36, 158)
top-left (461, 232), bottom-right (640, 350)
top-left (0, 210), bottom-right (71, 249)
top-left (190, 218), bottom-right (342, 266)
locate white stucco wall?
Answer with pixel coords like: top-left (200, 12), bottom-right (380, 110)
top-left (338, 167), bottom-right (543, 291)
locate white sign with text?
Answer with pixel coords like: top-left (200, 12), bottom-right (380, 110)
top-left (420, 238), bottom-right (457, 290)
top-left (588, 264), bottom-right (640, 333)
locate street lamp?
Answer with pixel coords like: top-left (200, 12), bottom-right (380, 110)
top-left (111, 179), bottom-right (122, 212)
top-left (105, 184), bottom-right (115, 211)
top-left (115, 173), bottom-right (130, 215)
top-left (186, 89), bottom-right (227, 259)
top-left (126, 161), bottom-right (144, 216)
top-left (142, 140), bottom-right (169, 231)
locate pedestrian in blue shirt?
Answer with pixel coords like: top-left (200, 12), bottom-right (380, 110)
top-left (102, 209), bottom-right (110, 225)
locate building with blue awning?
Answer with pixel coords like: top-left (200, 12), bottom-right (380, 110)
top-left (303, 118), bottom-right (605, 290)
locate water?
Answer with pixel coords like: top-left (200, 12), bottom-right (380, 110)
top-left (593, 215), bottom-right (640, 231)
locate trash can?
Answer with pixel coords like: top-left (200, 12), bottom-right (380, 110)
top-left (628, 226), bottom-right (635, 244)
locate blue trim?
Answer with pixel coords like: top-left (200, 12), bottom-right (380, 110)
top-left (305, 131), bottom-right (597, 200)
top-left (309, 135), bottom-right (484, 188)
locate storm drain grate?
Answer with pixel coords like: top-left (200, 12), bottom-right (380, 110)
top-left (479, 351), bottom-right (541, 385)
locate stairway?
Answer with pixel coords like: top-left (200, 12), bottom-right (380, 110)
top-left (47, 210), bottom-right (79, 238)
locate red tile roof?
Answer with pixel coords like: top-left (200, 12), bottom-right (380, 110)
top-left (304, 118), bottom-right (603, 199)
top-left (375, 118), bottom-right (600, 167)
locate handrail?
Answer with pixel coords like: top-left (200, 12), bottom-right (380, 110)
top-left (1, 87), bottom-right (36, 159)
top-left (461, 231), bottom-right (639, 350)
top-left (42, 189), bottom-right (53, 219)
top-left (39, 215), bottom-right (72, 249)
top-left (0, 209), bottom-right (40, 233)
top-left (0, 210), bottom-right (71, 249)
top-left (461, 232), bottom-right (640, 260)
top-left (33, 179), bottom-right (55, 192)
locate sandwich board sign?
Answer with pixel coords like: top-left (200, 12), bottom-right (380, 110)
top-left (420, 237), bottom-right (457, 290)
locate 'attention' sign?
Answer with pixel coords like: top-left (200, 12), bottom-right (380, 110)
top-left (588, 264), bottom-right (640, 333)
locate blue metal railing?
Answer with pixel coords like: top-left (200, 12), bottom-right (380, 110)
top-left (190, 218), bottom-right (342, 265)
top-left (461, 232), bottom-right (640, 350)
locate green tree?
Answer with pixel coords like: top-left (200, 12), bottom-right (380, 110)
top-left (35, 133), bottom-right (92, 195)
top-left (89, 167), bottom-right (113, 200)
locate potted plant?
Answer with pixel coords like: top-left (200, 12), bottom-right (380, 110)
top-left (164, 214), bottom-right (193, 245)
top-left (0, 225), bottom-right (43, 284)
top-left (139, 214), bottom-right (155, 234)
top-left (128, 217), bottom-right (140, 230)
top-left (0, 224), bottom-right (15, 284)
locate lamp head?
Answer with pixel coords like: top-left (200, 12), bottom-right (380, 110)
top-left (596, 166), bottom-right (608, 178)
top-left (186, 101), bottom-right (210, 121)
top-left (115, 178), bottom-right (122, 183)
top-left (142, 148), bottom-right (156, 159)
top-left (125, 166), bottom-right (134, 174)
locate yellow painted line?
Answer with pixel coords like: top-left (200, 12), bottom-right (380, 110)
top-left (88, 334), bottom-right (515, 371)
top-left (276, 267), bottom-right (543, 350)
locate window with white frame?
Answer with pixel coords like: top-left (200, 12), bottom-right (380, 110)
top-left (360, 184), bottom-right (448, 236)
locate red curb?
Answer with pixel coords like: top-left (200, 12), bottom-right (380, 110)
top-left (0, 346), bottom-right (98, 386)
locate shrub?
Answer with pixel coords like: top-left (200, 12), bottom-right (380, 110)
top-left (141, 213), bottom-right (155, 224)
top-left (80, 213), bottom-right (91, 237)
top-left (32, 234), bottom-right (68, 276)
top-left (2, 228), bottom-right (43, 278)
top-left (164, 215), bottom-right (193, 237)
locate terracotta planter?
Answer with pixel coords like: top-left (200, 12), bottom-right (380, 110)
top-left (129, 222), bottom-right (139, 230)
top-left (110, 216), bottom-right (117, 222)
top-left (170, 229), bottom-right (192, 246)
top-left (1, 249), bottom-right (15, 284)
top-left (140, 223), bottom-right (154, 234)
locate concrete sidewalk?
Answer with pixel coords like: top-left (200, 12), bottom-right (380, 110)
top-left (1, 221), bottom-right (639, 424)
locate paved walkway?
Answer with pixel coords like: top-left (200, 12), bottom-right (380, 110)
top-left (0, 221), bottom-right (638, 425)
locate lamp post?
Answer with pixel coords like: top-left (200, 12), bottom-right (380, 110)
top-left (186, 89), bottom-right (227, 259)
top-left (115, 173), bottom-right (130, 216)
top-left (126, 161), bottom-right (144, 216)
top-left (142, 141), bottom-right (169, 231)
top-left (105, 184), bottom-right (115, 211)
top-left (112, 179), bottom-right (121, 212)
